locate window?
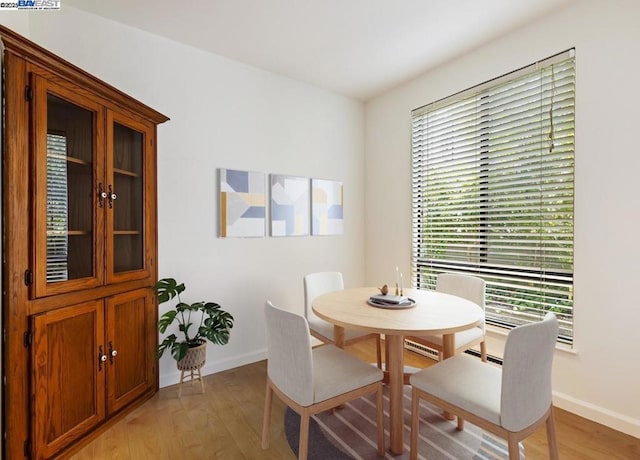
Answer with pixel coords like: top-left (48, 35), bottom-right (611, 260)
top-left (411, 51), bottom-right (575, 343)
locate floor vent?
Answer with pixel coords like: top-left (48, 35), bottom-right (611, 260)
top-left (404, 339), bottom-right (503, 366)
top-left (463, 348), bottom-right (503, 366)
top-left (404, 339), bottom-right (440, 361)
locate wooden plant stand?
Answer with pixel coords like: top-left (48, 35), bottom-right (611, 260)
top-left (178, 366), bottom-right (205, 397)
top-left (176, 341), bottom-right (207, 397)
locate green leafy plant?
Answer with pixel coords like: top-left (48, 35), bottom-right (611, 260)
top-left (154, 277), bottom-right (234, 362)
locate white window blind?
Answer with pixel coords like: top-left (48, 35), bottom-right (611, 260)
top-left (411, 51), bottom-right (575, 343)
top-left (46, 133), bottom-right (69, 283)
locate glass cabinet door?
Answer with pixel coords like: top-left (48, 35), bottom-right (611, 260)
top-left (33, 76), bottom-right (104, 297)
top-left (106, 110), bottom-right (154, 283)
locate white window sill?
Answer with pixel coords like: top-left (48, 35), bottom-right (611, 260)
top-left (485, 324), bottom-right (578, 356)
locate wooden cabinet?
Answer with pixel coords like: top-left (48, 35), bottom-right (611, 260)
top-left (105, 289), bottom-right (156, 414)
top-left (1, 26), bottom-right (169, 459)
top-left (31, 70), bottom-right (156, 298)
top-left (31, 301), bottom-right (106, 460)
top-left (31, 290), bottom-right (156, 458)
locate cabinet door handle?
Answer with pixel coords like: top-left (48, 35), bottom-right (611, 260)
top-left (98, 345), bottom-right (107, 371)
top-left (98, 182), bottom-right (107, 208)
top-left (107, 185), bottom-right (117, 208)
top-left (109, 341), bottom-right (118, 364)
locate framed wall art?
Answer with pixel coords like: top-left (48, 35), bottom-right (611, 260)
top-left (219, 168), bottom-right (266, 237)
top-left (311, 178), bottom-right (343, 235)
top-left (270, 174), bottom-right (310, 236)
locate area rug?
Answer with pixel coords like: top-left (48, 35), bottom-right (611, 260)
top-left (285, 385), bottom-right (524, 459)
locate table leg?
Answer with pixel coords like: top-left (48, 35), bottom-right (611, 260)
top-left (387, 334), bottom-right (405, 455)
top-left (442, 333), bottom-right (455, 359)
top-left (333, 325), bottom-right (345, 348)
top-left (442, 333), bottom-right (455, 420)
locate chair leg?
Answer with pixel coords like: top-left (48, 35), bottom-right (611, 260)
top-left (410, 389), bottom-right (420, 460)
top-left (507, 432), bottom-right (521, 459)
top-left (480, 340), bottom-right (487, 362)
top-left (261, 383), bottom-right (273, 449)
top-left (546, 406), bottom-right (560, 460)
top-left (299, 410), bottom-right (310, 460)
top-left (376, 383), bottom-right (385, 456)
top-left (456, 416), bottom-right (464, 431)
top-left (376, 336), bottom-right (382, 369)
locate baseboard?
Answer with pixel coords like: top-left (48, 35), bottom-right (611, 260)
top-left (553, 390), bottom-right (640, 439)
top-left (159, 348), bottom-right (267, 388)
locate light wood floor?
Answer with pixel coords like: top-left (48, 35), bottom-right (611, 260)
top-left (69, 338), bottom-right (640, 459)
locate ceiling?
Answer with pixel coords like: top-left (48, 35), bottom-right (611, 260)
top-left (64, 0), bottom-right (574, 101)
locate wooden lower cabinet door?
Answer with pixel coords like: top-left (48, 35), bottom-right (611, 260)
top-left (31, 301), bottom-right (106, 460)
top-left (106, 288), bottom-right (156, 414)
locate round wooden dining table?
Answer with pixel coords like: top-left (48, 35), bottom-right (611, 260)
top-left (312, 286), bottom-right (483, 455)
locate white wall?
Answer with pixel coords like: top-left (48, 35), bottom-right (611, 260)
top-left (16, 6), bottom-right (365, 388)
top-left (0, 12), bottom-right (29, 36)
top-left (365, 0), bottom-right (640, 438)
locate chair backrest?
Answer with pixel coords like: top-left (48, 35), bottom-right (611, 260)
top-left (264, 301), bottom-right (314, 406)
top-left (436, 273), bottom-right (486, 332)
top-left (303, 272), bottom-right (344, 322)
top-left (500, 312), bottom-right (559, 431)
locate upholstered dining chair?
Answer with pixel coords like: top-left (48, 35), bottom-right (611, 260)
top-left (406, 273), bottom-right (487, 362)
top-left (304, 271), bottom-right (382, 368)
top-left (262, 301), bottom-right (385, 460)
top-left (409, 312), bottom-right (560, 460)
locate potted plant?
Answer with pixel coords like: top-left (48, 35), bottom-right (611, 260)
top-left (154, 277), bottom-right (234, 370)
